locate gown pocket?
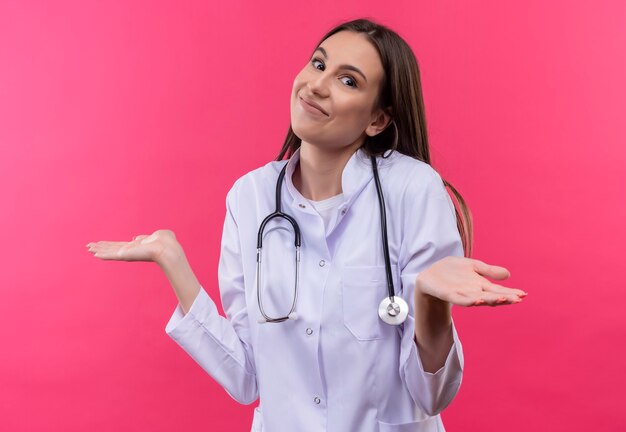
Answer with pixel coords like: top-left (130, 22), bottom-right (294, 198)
top-left (341, 265), bottom-right (398, 341)
top-left (377, 416), bottom-right (442, 432)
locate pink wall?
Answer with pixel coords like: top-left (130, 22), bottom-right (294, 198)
top-left (1, 1), bottom-right (625, 430)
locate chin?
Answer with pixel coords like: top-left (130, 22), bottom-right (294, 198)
top-left (290, 119), bottom-right (319, 141)
top-left (290, 114), bottom-right (308, 139)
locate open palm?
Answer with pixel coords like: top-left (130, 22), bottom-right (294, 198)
top-left (86, 229), bottom-right (176, 263)
top-left (416, 256), bottom-right (528, 307)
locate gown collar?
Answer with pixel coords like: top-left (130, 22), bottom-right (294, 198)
top-left (283, 145), bottom-right (395, 213)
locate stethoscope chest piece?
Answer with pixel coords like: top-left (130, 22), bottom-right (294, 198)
top-left (378, 296), bottom-right (409, 325)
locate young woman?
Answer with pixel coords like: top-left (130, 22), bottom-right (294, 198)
top-left (87, 18), bottom-right (526, 432)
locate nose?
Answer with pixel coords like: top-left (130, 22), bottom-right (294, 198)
top-left (307, 71), bottom-right (330, 97)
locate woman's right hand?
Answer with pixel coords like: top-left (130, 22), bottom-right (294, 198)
top-left (86, 229), bottom-right (179, 266)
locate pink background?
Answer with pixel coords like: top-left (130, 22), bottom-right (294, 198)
top-left (1, 1), bottom-right (625, 430)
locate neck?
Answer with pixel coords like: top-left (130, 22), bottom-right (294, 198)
top-left (293, 141), bottom-right (361, 201)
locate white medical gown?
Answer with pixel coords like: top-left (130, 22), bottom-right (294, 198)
top-left (165, 146), bottom-right (465, 432)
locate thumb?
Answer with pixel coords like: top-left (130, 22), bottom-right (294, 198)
top-left (132, 235), bottom-right (149, 242)
top-left (471, 259), bottom-right (511, 280)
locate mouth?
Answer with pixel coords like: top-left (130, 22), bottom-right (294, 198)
top-left (299, 96), bottom-right (328, 116)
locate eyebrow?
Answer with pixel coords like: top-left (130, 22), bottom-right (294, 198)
top-left (313, 47), bottom-right (368, 83)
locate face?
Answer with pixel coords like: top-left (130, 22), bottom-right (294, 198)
top-left (290, 30), bottom-right (390, 152)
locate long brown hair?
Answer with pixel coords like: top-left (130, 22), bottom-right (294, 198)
top-left (276, 18), bottom-right (473, 257)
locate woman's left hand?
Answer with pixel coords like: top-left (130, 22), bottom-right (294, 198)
top-left (415, 256), bottom-right (527, 307)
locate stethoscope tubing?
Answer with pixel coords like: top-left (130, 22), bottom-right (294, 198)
top-left (256, 163), bottom-right (301, 323)
top-left (370, 154), bottom-right (396, 301)
top-left (256, 151), bottom-right (407, 325)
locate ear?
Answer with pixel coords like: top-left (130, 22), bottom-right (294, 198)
top-left (365, 106), bottom-right (393, 137)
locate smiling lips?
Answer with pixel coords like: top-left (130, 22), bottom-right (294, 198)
top-left (299, 96), bottom-right (328, 116)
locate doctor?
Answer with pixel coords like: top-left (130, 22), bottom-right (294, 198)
top-left (86, 18), bottom-right (527, 432)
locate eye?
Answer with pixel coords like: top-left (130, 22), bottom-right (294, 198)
top-left (310, 57), bottom-right (359, 89)
top-left (340, 76), bottom-right (357, 88)
top-left (311, 57), bottom-right (324, 70)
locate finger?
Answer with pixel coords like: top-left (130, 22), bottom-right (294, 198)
top-left (93, 250), bottom-right (123, 260)
top-left (470, 291), bottom-right (523, 307)
top-left (88, 241), bottom-right (129, 247)
top-left (480, 282), bottom-right (527, 297)
top-left (133, 235), bottom-right (149, 242)
top-left (448, 293), bottom-right (479, 307)
top-left (87, 243), bottom-right (124, 255)
top-left (92, 243), bottom-right (124, 252)
top-left (470, 259), bottom-right (510, 280)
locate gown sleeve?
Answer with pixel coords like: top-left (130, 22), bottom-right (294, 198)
top-left (396, 169), bottom-right (465, 416)
top-left (164, 178), bottom-right (259, 405)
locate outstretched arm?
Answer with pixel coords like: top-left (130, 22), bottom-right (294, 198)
top-left (397, 167), bottom-right (527, 416)
top-left (414, 256), bottom-right (527, 373)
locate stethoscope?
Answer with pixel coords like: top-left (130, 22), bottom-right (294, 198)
top-left (256, 152), bottom-right (409, 326)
